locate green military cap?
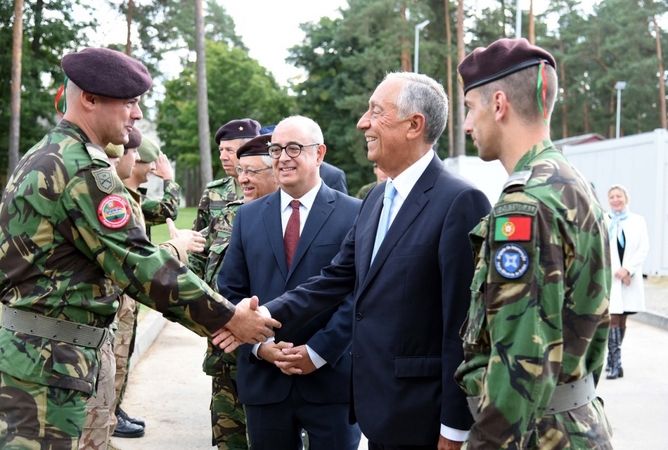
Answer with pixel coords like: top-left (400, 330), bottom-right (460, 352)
top-left (137, 136), bottom-right (160, 163)
top-left (105, 143), bottom-right (124, 158)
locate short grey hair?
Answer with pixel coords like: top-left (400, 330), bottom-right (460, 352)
top-left (261, 154), bottom-right (273, 168)
top-left (275, 115), bottom-right (324, 145)
top-left (384, 72), bottom-right (449, 145)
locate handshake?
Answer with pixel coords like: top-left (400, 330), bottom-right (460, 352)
top-left (212, 296), bottom-right (280, 353)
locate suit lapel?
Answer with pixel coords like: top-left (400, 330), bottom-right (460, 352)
top-left (287, 184), bottom-right (336, 280)
top-left (263, 191), bottom-right (289, 279)
top-left (360, 155), bottom-right (442, 293)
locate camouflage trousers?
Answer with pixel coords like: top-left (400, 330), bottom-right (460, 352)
top-left (0, 371), bottom-right (88, 449)
top-left (109, 294), bottom-right (137, 435)
top-left (79, 338), bottom-right (116, 450)
top-left (209, 348), bottom-right (247, 450)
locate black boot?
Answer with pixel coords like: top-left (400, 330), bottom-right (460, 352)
top-left (605, 328), bottom-right (613, 373)
top-left (607, 327), bottom-right (623, 380)
top-left (116, 405), bottom-right (146, 428)
top-left (113, 415), bottom-right (145, 438)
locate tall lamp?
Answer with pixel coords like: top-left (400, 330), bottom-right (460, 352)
top-left (414, 20), bottom-right (430, 73)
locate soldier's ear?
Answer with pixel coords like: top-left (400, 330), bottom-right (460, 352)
top-left (81, 91), bottom-right (98, 111)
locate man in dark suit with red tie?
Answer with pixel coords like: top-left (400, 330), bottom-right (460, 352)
top-left (238, 73), bottom-right (492, 449)
top-left (217, 115), bottom-right (362, 450)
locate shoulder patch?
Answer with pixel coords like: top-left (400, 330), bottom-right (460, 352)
top-left (494, 215), bottom-right (532, 241)
top-left (493, 202), bottom-right (537, 217)
top-left (98, 194), bottom-right (132, 229)
top-left (85, 142), bottom-right (110, 164)
top-left (206, 178), bottom-right (226, 188)
top-left (502, 170), bottom-right (532, 191)
top-left (91, 168), bottom-right (116, 194)
top-left (494, 243), bottom-right (530, 279)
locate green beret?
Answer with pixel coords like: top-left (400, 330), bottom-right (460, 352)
top-left (104, 143), bottom-right (124, 158)
top-left (137, 136), bottom-right (160, 163)
top-left (458, 38), bottom-right (556, 94)
top-left (62, 47), bottom-right (152, 99)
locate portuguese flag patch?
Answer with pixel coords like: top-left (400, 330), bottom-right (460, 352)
top-left (494, 216), bottom-right (532, 241)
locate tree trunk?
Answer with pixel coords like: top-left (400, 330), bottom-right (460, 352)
top-left (528, 0), bottom-right (535, 44)
top-left (125, 0), bottom-right (134, 56)
top-left (559, 40), bottom-right (568, 139)
top-left (8, 0), bottom-right (24, 178)
top-left (400, 3), bottom-right (411, 72)
top-left (444, 0), bottom-right (454, 157)
top-left (652, 14), bottom-right (667, 129)
top-left (454, 0), bottom-right (465, 156)
top-left (195, 0), bottom-right (212, 192)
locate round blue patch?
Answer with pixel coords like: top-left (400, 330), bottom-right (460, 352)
top-left (494, 243), bottom-right (529, 279)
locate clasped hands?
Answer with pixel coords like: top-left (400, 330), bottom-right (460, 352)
top-left (212, 296), bottom-right (281, 353)
top-left (614, 267), bottom-right (631, 286)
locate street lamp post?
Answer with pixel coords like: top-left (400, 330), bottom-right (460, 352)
top-left (615, 81), bottom-right (627, 139)
top-left (414, 20), bottom-right (430, 73)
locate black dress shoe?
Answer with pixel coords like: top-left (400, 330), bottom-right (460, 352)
top-left (113, 416), bottom-right (145, 438)
top-left (116, 406), bottom-right (146, 428)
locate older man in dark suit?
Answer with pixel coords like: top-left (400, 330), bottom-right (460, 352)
top-left (218, 115), bottom-right (362, 450)
top-left (224, 72), bottom-right (492, 450)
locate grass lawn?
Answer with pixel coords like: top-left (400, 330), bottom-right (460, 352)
top-left (148, 206), bottom-right (198, 245)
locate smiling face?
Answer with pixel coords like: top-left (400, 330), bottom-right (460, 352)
top-left (271, 121), bottom-right (324, 199)
top-left (237, 155), bottom-right (277, 202)
top-left (357, 78), bottom-right (412, 177)
top-left (608, 187), bottom-right (628, 212)
top-left (219, 138), bottom-right (245, 178)
top-left (463, 88), bottom-right (500, 162)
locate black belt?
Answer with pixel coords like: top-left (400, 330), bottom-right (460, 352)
top-left (467, 373), bottom-right (596, 420)
top-left (1, 304), bottom-right (109, 349)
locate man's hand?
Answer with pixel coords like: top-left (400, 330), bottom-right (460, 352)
top-left (274, 345), bottom-right (314, 376)
top-left (214, 296), bottom-right (280, 348)
top-left (152, 153), bottom-right (174, 180)
top-left (257, 341), bottom-right (294, 364)
top-left (166, 218), bottom-right (205, 253)
top-left (439, 435), bottom-right (463, 450)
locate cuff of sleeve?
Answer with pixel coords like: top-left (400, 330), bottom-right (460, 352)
top-left (258, 306), bottom-right (271, 318)
top-left (252, 337), bottom-right (276, 360)
top-left (305, 345), bottom-right (327, 369)
top-left (441, 424), bottom-right (468, 442)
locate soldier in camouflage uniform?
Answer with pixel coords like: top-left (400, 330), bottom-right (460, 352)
top-left (0, 47), bottom-right (279, 450)
top-left (355, 163), bottom-right (388, 199)
top-left (191, 134), bottom-right (278, 450)
top-left (192, 119), bottom-right (260, 233)
top-left (454, 39), bottom-right (612, 449)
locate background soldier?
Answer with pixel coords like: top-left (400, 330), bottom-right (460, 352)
top-left (454, 38), bottom-right (612, 449)
top-left (0, 47), bottom-right (278, 449)
top-left (193, 119), bottom-right (260, 232)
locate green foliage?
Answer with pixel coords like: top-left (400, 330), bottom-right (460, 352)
top-left (157, 40), bottom-right (294, 181)
top-left (0, 0), bottom-right (94, 177)
top-left (150, 206), bottom-right (198, 244)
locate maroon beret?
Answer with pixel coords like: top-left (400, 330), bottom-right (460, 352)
top-left (215, 119), bottom-right (261, 144)
top-left (125, 128), bottom-right (143, 149)
top-left (62, 47), bottom-right (152, 99)
top-left (458, 38), bottom-right (556, 94)
top-left (237, 134), bottom-right (272, 159)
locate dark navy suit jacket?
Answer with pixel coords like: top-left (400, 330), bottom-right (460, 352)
top-left (218, 182), bottom-right (361, 405)
top-left (265, 154), bottom-right (491, 445)
top-left (320, 161), bottom-right (348, 194)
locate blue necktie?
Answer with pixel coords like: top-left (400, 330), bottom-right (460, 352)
top-left (371, 181), bottom-right (396, 263)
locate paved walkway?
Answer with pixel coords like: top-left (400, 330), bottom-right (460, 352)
top-left (110, 276), bottom-right (668, 449)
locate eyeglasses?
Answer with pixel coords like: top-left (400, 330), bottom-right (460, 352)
top-left (267, 142), bottom-right (319, 159)
top-left (235, 166), bottom-right (272, 177)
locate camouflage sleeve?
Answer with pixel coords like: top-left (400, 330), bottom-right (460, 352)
top-left (142, 179), bottom-right (180, 226)
top-left (62, 170), bottom-right (234, 337)
top-left (468, 192), bottom-right (563, 447)
top-left (192, 188), bottom-right (211, 232)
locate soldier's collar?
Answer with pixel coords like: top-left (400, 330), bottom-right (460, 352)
top-left (512, 139), bottom-right (557, 172)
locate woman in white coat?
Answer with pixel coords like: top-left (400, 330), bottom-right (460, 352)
top-left (606, 184), bottom-right (649, 380)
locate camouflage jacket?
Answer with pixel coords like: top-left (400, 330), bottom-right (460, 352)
top-left (192, 177), bottom-right (242, 232)
top-left (455, 141), bottom-right (611, 449)
top-left (0, 120), bottom-right (235, 395)
top-left (189, 199), bottom-right (243, 289)
top-left (141, 179), bottom-right (180, 226)
top-left (355, 181), bottom-right (377, 199)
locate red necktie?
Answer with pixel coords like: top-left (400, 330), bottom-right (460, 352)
top-left (284, 200), bottom-right (301, 268)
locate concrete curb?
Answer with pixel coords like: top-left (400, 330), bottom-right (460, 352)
top-left (630, 311), bottom-right (668, 331)
top-left (129, 309), bottom-right (167, 372)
